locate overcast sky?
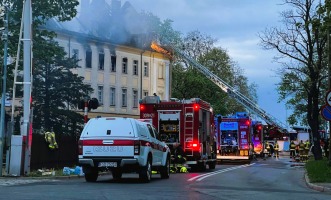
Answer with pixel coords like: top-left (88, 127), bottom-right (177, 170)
top-left (120, 0), bottom-right (290, 126)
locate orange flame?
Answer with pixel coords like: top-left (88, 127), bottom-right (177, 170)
top-left (151, 42), bottom-right (172, 58)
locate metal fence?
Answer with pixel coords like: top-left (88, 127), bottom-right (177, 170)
top-left (31, 134), bottom-right (79, 170)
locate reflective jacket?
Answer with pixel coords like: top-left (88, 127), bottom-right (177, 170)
top-left (45, 131), bottom-right (58, 149)
top-left (290, 142), bottom-right (296, 150)
top-left (304, 141), bottom-right (310, 150)
top-left (274, 143), bottom-right (279, 151)
top-left (265, 143), bottom-right (270, 150)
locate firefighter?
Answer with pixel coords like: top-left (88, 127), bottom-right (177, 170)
top-left (45, 131), bottom-right (58, 149)
top-left (172, 143), bottom-right (187, 173)
top-left (265, 141), bottom-right (271, 157)
top-left (289, 140), bottom-right (296, 159)
top-left (304, 140), bottom-right (310, 161)
top-left (298, 140), bottom-right (305, 162)
top-left (274, 140), bottom-right (279, 158)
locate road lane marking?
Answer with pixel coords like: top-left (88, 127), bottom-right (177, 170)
top-left (188, 163), bottom-right (255, 182)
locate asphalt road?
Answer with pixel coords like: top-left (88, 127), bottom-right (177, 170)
top-left (0, 156), bottom-right (329, 200)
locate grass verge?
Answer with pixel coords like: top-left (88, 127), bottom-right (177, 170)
top-left (305, 158), bottom-right (331, 183)
top-left (28, 168), bottom-right (65, 177)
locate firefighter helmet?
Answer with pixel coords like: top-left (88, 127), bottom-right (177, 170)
top-left (180, 166), bottom-right (188, 173)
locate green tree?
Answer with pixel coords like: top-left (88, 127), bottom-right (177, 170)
top-left (171, 30), bottom-right (257, 115)
top-left (259, 0), bottom-right (327, 160)
top-left (0, 0), bottom-right (93, 136)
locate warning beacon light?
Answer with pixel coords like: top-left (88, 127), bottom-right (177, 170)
top-left (193, 104), bottom-right (200, 111)
top-left (257, 124), bottom-right (262, 131)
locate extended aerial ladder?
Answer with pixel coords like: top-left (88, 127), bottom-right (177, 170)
top-left (151, 40), bottom-right (287, 132)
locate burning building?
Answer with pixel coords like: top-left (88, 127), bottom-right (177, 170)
top-left (44, 0), bottom-right (171, 119)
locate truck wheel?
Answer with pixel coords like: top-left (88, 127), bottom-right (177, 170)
top-left (198, 162), bottom-right (207, 171)
top-left (84, 166), bottom-right (98, 182)
top-left (111, 168), bottom-right (122, 180)
top-left (209, 161), bottom-right (216, 169)
top-left (160, 156), bottom-right (170, 179)
top-left (139, 158), bottom-right (152, 183)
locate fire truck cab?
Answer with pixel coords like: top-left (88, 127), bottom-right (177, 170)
top-left (139, 96), bottom-right (217, 171)
top-left (215, 112), bottom-right (253, 163)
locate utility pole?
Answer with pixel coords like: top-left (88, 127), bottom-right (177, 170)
top-left (22, 0), bottom-right (32, 175)
top-left (0, 5), bottom-right (9, 177)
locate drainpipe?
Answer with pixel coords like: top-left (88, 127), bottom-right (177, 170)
top-left (140, 51), bottom-right (143, 99)
top-left (68, 37), bottom-right (71, 58)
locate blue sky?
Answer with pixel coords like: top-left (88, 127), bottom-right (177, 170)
top-left (121, 0), bottom-right (291, 127)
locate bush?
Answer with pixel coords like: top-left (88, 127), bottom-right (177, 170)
top-left (305, 158), bottom-right (331, 183)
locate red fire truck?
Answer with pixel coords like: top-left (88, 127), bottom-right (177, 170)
top-left (139, 95), bottom-right (217, 171)
top-left (215, 112), bottom-right (253, 162)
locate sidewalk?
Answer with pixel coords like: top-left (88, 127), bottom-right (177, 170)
top-left (279, 151), bottom-right (331, 194)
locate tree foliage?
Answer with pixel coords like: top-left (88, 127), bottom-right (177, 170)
top-left (1, 0), bottom-right (92, 137)
top-left (171, 30), bottom-right (257, 115)
top-left (259, 0), bottom-right (328, 160)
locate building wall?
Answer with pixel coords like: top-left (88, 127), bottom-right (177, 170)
top-left (55, 33), bottom-right (170, 118)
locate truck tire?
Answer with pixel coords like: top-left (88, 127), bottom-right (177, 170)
top-left (209, 161), bottom-right (216, 169)
top-left (84, 166), bottom-right (98, 182)
top-left (111, 168), bottom-right (122, 180)
top-left (160, 156), bottom-right (170, 179)
top-left (139, 158), bottom-right (152, 183)
top-left (198, 162), bottom-right (207, 171)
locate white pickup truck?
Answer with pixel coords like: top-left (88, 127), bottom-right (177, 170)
top-left (78, 117), bottom-right (171, 182)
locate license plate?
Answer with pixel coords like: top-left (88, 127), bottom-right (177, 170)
top-left (98, 162), bottom-right (117, 167)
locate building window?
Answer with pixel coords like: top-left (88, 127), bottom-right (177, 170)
top-left (133, 60), bottom-right (138, 75)
top-left (158, 64), bottom-right (164, 79)
top-left (110, 87), bottom-right (116, 106)
top-left (72, 49), bottom-right (79, 60)
top-left (85, 50), bottom-right (92, 68)
top-left (111, 56), bottom-right (116, 72)
top-left (122, 88), bottom-right (127, 107)
top-left (144, 91), bottom-right (149, 97)
top-left (122, 57), bottom-right (128, 74)
top-left (144, 62), bottom-right (149, 77)
top-left (98, 52), bottom-right (104, 70)
top-left (98, 85), bottom-right (104, 105)
top-left (133, 89), bottom-right (138, 108)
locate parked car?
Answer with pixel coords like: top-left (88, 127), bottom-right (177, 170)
top-left (78, 117), bottom-right (171, 182)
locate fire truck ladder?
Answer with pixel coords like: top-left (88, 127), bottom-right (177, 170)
top-left (184, 106), bottom-right (194, 155)
top-left (159, 41), bottom-right (287, 132)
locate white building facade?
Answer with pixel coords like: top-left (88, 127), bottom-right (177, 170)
top-left (54, 33), bottom-right (171, 118)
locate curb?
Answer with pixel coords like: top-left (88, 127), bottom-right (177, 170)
top-left (304, 173), bottom-right (331, 194)
top-left (0, 175), bottom-right (84, 180)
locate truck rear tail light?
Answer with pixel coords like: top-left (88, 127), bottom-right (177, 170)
top-left (186, 141), bottom-right (200, 150)
top-left (78, 140), bottom-right (83, 155)
top-left (134, 140), bottom-right (140, 155)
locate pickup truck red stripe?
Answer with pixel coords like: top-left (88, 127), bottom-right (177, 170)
top-left (82, 140), bottom-right (134, 146)
top-left (81, 139), bottom-right (169, 152)
top-left (82, 140), bottom-right (159, 148)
